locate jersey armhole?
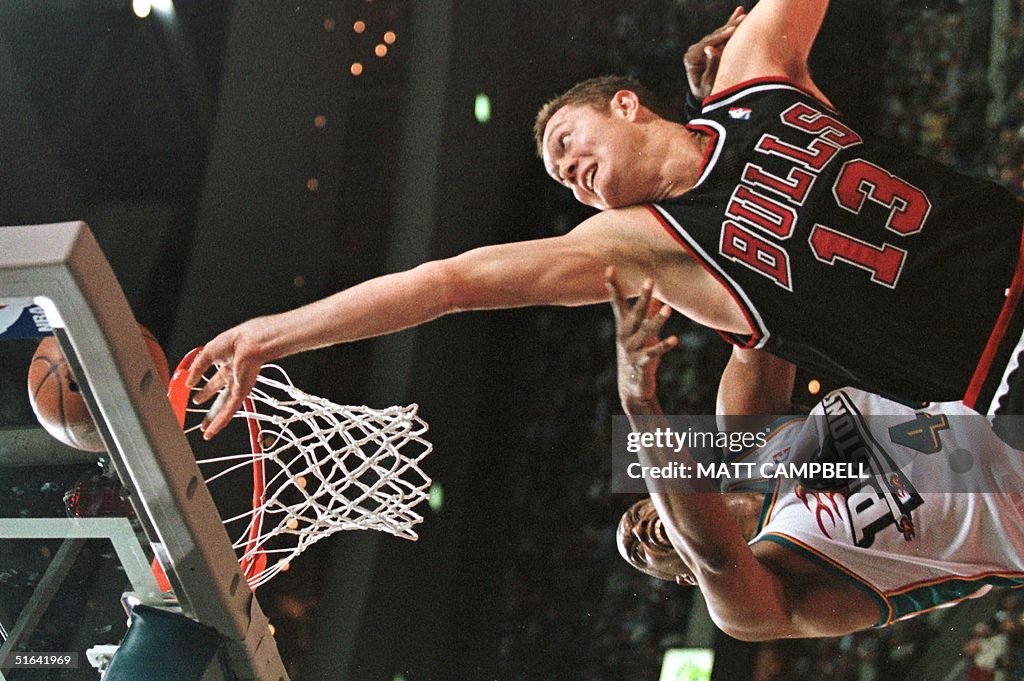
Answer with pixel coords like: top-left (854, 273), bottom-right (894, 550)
top-left (753, 532), bottom-right (891, 627)
top-left (644, 203), bottom-right (767, 350)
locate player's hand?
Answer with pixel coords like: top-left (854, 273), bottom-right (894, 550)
top-left (605, 267), bottom-right (678, 409)
top-left (684, 6), bottom-right (746, 100)
top-left (184, 319), bottom-right (272, 439)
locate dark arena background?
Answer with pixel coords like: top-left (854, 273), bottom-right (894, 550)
top-left (0, 1), bottom-right (1022, 680)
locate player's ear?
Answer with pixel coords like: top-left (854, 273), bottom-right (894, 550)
top-left (611, 90), bottom-right (641, 119)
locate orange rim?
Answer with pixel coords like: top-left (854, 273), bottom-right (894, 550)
top-left (167, 346), bottom-right (268, 584)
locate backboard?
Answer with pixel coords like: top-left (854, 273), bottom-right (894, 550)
top-left (0, 222), bottom-right (289, 681)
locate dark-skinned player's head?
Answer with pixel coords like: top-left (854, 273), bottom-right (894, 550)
top-left (617, 498), bottom-right (696, 586)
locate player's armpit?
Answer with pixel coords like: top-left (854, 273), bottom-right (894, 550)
top-left (696, 551), bottom-right (801, 642)
top-left (734, 540), bottom-right (882, 639)
top-left (701, 537), bottom-right (881, 641)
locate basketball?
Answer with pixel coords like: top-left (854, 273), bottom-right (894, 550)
top-left (27, 324), bottom-right (171, 452)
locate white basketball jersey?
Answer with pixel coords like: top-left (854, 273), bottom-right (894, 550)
top-left (728, 388), bottom-right (1024, 626)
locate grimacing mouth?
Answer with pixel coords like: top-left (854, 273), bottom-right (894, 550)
top-left (625, 506), bottom-right (674, 562)
top-left (651, 517), bottom-right (672, 548)
top-left (641, 516), bottom-right (676, 558)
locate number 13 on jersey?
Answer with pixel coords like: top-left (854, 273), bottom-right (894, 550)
top-left (719, 102), bottom-right (933, 291)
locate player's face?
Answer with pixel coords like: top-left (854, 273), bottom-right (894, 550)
top-left (541, 99), bottom-right (649, 210)
top-left (617, 498), bottom-right (696, 586)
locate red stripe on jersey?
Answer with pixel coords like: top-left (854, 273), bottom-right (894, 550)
top-left (644, 204), bottom-right (763, 349)
top-left (683, 121), bottom-right (722, 184)
top-left (963, 224), bottom-right (1024, 408)
top-left (702, 77), bottom-right (840, 115)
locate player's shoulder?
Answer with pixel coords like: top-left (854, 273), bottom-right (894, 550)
top-left (813, 387), bottom-right (973, 417)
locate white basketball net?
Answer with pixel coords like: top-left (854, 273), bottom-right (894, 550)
top-left (182, 365), bottom-right (433, 589)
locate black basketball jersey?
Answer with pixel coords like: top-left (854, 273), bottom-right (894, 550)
top-left (649, 79), bottom-right (1024, 409)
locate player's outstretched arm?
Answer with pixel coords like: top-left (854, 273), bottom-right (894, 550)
top-left (188, 210), bottom-right (663, 438)
top-left (711, 0), bottom-right (831, 103)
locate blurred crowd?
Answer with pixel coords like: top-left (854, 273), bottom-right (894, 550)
top-left (491, 1), bottom-right (1024, 680)
top-left (747, 615), bottom-right (939, 681)
top-left (962, 594), bottom-right (1024, 681)
top-left (992, 0), bottom-right (1024, 192)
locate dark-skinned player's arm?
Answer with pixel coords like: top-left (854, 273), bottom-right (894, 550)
top-left (607, 267), bottom-right (808, 641)
top-left (683, 6), bottom-right (747, 116)
top-left (716, 347), bottom-right (796, 434)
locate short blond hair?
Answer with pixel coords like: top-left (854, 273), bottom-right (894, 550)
top-left (533, 75), bottom-right (669, 157)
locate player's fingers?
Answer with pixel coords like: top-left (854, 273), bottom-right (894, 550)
top-left (703, 9), bottom-right (743, 50)
top-left (626, 304), bottom-right (670, 353)
top-left (616, 279), bottom-right (657, 348)
top-left (191, 369), bottom-right (223, 405)
top-left (708, 23), bottom-right (737, 47)
top-left (202, 359), bottom-right (262, 438)
top-left (644, 335), bottom-right (679, 361)
top-left (640, 303), bottom-right (673, 338)
top-left (198, 388), bottom-right (229, 434)
top-left (628, 277), bottom-right (655, 328)
top-left (604, 266), bottom-right (630, 328)
top-left (622, 303), bottom-right (666, 351)
top-left (702, 46), bottom-right (720, 79)
top-left (185, 347), bottom-right (214, 389)
top-left (630, 335), bottom-right (678, 375)
top-left (200, 383), bottom-right (243, 440)
top-left (614, 288), bottom-right (647, 339)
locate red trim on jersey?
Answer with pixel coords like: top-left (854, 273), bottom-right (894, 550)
top-left (644, 204), bottom-right (763, 349)
top-left (963, 225), bottom-right (1024, 408)
top-left (702, 77), bottom-right (840, 115)
top-left (684, 121), bottom-right (720, 178)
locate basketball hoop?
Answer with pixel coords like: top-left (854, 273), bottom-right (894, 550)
top-left (166, 348), bottom-right (433, 589)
